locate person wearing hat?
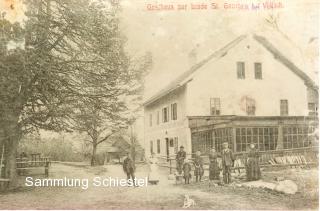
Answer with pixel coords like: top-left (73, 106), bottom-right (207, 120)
top-left (123, 152), bottom-right (135, 184)
top-left (246, 143), bottom-right (261, 181)
top-left (221, 142), bottom-right (235, 184)
top-left (176, 146), bottom-right (186, 175)
top-left (209, 147), bottom-right (220, 181)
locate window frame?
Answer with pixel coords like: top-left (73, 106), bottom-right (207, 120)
top-left (157, 139), bottom-right (160, 154)
top-left (162, 106), bottom-right (169, 123)
top-left (245, 97), bottom-right (256, 116)
top-left (210, 98), bottom-right (221, 115)
top-left (150, 140), bottom-right (154, 154)
top-left (254, 62), bottom-right (262, 79)
top-left (237, 61), bottom-right (245, 79)
top-left (280, 99), bottom-right (289, 116)
top-left (171, 103), bottom-right (178, 120)
top-left (156, 111), bottom-right (160, 125)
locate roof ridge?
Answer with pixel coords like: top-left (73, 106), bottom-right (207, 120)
top-left (143, 34), bottom-right (247, 106)
top-left (253, 34), bottom-right (318, 90)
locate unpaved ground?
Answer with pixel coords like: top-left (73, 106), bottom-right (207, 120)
top-left (0, 163), bottom-right (318, 210)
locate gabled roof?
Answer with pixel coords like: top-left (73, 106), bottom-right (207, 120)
top-left (253, 35), bottom-right (317, 89)
top-left (143, 35), bottom-right (247, 106)
top-left (143, 34), bottom-right (318, 107)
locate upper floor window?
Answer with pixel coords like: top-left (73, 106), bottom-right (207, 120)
top-left (156, 111), bottom-right (160, 125)
top-left (308, 103), bottom-right (318, 116)
top-left (254, 63), bottom-right (262, 79)
top-left (210, 98), bottom-right (221, 115)
top-left (171, 103), bottom-right (177, 120)
top-left (246, 97), bottom-right (256, 116)
top-left (237, 62), bottom-right (245, 79)
top-left (162, 107), bottom-right (169, 123)
top-left (280, 99), bottom-right (289, 116)
top-left (157, 139), bottom-right (160, 153)
top-left (149, 114), bottom-right (152, 127)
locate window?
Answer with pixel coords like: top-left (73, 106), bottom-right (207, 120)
top-left (308, 103), bottom-right (318, 116)
top-left (191, 129), bottom-right (232, 154)
top-left (280, 100), bottom-right (288, 116)
top-left (156, 111), bottom-right (160, 125)
top-left (149, 114), bottom-right (152, 127)
top-left (237, 62), bottom-right (245, 79)
top-left (171, 103), bottom-right (177, 120)
top-left (254, 63), bottom-right (262, 79)
top-left (236, 127), bottom-right (278, 152)
top-left (246, 97), bottom-right (256, 116)
top-left (162, 107), bottom-right (169, 123)
top-left (150, 141), bottom-right (153, 154)
top-left (173, 137), bottom-right (178, 153)
top-left (169, 138), bottom-right (174, 147)
top-left (210, 98), bottom-right (221, 115)
top-left (192, 131), bottom-right (214, 154)
top-left (214, 128), bottom-right (233, 152)
top-left (157, 139), bottom-right (160, 154)
top-left (283, 126), bottom-right (313, 149)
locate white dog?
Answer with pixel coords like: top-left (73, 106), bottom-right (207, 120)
top-left (182, 194), bottom-right (196, 208)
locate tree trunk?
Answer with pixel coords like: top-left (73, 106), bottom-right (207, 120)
top-left (2, 122), bottom-right (21, 189)
top-left (91, 143), bottom-right (97, 166)
top-left (4, 135), bottom-right (19, 188)
top-left (1, 109), bottom-right (22, 189)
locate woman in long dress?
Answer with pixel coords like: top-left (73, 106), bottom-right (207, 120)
top-left (148, 153), bottom-right (159, 184)
top-left (209, 147), bottom-right (220, 181)
top-left (246, 143), bottom-right (261, 181)
top-left (194, 151), bottom-right (204, 182)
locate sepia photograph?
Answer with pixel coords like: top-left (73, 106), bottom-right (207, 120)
top-left (0, 0), bottom-right (319, 210)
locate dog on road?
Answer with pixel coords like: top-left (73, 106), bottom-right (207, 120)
top-left (182, 194), bottom-right (196, 208)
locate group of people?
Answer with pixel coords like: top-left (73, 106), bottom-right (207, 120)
top-left (122, 141), bottom-right (261, 185)
top-left (176, 142), bottom-right (261, 184)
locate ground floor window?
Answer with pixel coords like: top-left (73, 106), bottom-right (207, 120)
top-left (236, 127), bottom-right (278, 152)
top-left (157, 139), bottom-right (160, 154)
top-left (283, 126), bottom-right (314, 149)
top-left (173, 137), bottom-right (178, 153)
top-left (150, 141), bottom-right (153, 154)
top-left (191, 131), bottom-right (212, 154)
top-left (214, 128), bottom-right (233, 152)
top-left (191, 124), bottom-right (316, 154)
top-left (191, 128), bottom-right (232, 154)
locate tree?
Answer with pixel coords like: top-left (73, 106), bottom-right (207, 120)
top-left (0, 0), bottom-right (148, 187)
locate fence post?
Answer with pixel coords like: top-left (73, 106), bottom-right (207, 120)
top-left (45, 161), bottom-right (49, 177)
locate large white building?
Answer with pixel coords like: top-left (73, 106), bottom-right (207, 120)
top-left (143, 34), bottom-right (318, 160)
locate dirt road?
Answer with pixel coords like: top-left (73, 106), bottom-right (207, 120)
top-left (0, 163), bottom-right (318, 209)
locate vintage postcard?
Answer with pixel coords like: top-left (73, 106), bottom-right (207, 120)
top-left (0, 0), bottom-right (318, 210)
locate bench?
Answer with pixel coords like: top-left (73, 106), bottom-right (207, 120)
top-left (0, 178), bottom-right (10, 190)
top-left (16, 156), bottom-right (51, 177)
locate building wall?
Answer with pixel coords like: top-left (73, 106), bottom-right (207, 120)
top-left (144, 86), bottom-right (191, 157)
top-left (186, 37), bottom-right (309, 117)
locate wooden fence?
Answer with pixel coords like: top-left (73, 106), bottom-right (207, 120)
top-left (156, 147), bottom-right (318, 174)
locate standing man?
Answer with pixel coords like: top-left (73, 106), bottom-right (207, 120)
top-left (176, 146), bottom-right (186, 175)
top-left (221, 142), bottom-right (235, 184)
top-left (123, 152), bottom-right (135, 184)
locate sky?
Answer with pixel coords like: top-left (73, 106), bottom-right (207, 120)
top-left (118, 0), bottom-right (319, 99)
top-left (1, 0), bottom-right (319, 145)
top-left (1, 0), bottom-right (318, 99)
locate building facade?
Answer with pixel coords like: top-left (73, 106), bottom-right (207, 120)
top-left (144, 34), bottom-right (318, 160)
